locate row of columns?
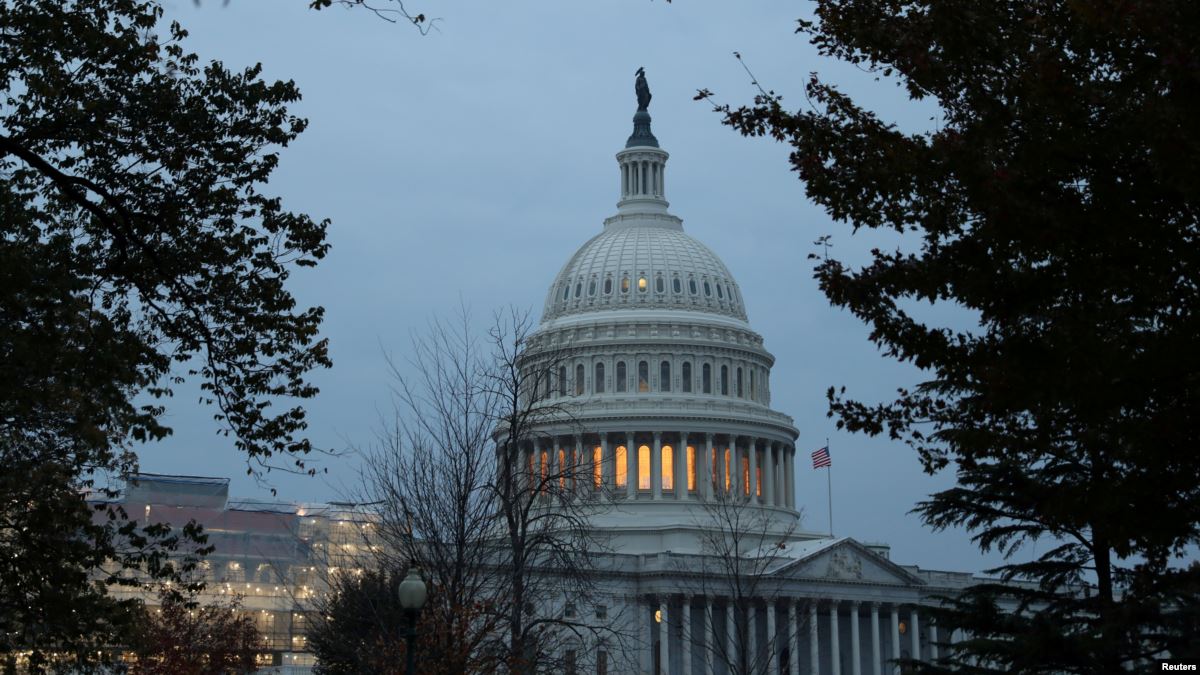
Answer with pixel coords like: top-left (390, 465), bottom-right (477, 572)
top-left (648, 596), bottom-right (938, 675)
top-left (522, 432), bottom-right (796, 508)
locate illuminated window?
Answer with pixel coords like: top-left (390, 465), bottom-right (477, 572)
top-left (594, 363), bottom-right (605, 393)
top-left (575, 364), bottom-right (585, 396)
top-left (721, 365), bottom-right (729, 395)
top-left (702, 363), bottom-right (712, 393)
top-left (660, 361), bottom-right (671, 392)
top-left (737, 367), bottom-right (744, 398)
top-left (638, 445), bottom-right (651, 490)
top-left (711, 447), bottom-right (720, 492)
top-left (662, 445), bottom-right (674, 491)
top-left (681, 362), bottom-right (692, 393)
top-left (621, 276), bottom-right (630, 293)
top-left (742, 453), bottom-right (751, 496)
top-left (655, 276), bottom-right (664, 293)
top-left (541, 449), bottom-right (549, 485)
top-left (638, 276), bottom-right (647, 292)
top-left (616, 361), bottom-right (627, 392)
top-left (593, 446), bottom-right (602, 488)
top-left (686, 445), bottom-right (696, 491)
top-left (615, 445), bottom-right (628, 487)
top-left (638, 361), bottom-right (649, 392)
top-left (559, 448), bottom-right (567, 488)
top-left (724, 448), bottom-right (732, 492)
top-left (673, 277), bottom-right (682, 294)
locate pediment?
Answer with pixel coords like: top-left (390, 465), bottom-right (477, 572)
top-left (774, 538), bottom-right (925, 587)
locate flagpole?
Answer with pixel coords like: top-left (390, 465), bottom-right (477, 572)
top-left (827, 437), bottom-right (834, 537)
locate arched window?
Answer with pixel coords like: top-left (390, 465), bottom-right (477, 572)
top-left (638, 445), bottom-right (651, 490)
top-left (703, 281), bottom-right (712, 297)
top-left (575, 364), bottom-right (585, 396)
top-left (562, 285), bottom-right (570, 300)
top-left (686, 445), bottom-right (696, 491)
top-left (720, 365), bottom-right (729, 395)
top-left (689, 279), bottom-right (698, 295)
top-left (592, 446), bottom-right (602, 489)
top-left (594, 362), bottom-right (605, 393)
top-left (655, 276), bottom-right (664, 293)
top-left (702, 363), bottom-right (712, 394)
top-left (638, 361), bottom-right (649, 392)
top-left (575, 282), bottom-right (583, 298)
top-left (736, 367), bottom-right (744, 398)
top-left (615, 445), bottom-right (627, 488)
top-left (604, 278), bottom-right (613, 295)
top-left (621, 276), bottom-right (630, 293)
top-left (660, 361), bottom-right (671, 392)
top-left (638, 276), bottom-right (648, 292)
top-left (724, 448), bottom-right (733, 492)
top-left (661, 445), bottom-right (674, 491)
top-left (742, 452), bottom-right (751, 496)
top-left (716, 283), bottom-right (724, 299)
top-left (588, 279), bottom-right (596, 296)
top-left (681, 362), bottom-right (692, 393)
top-left (558, 366), bottom-right (567, 396)
top-left (673, 277), bottom-right (682, 294)
top-left (615, 361), bottom-right (627, 393)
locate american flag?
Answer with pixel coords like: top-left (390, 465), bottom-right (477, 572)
top-left (811, 446), bottom-right (831, 469)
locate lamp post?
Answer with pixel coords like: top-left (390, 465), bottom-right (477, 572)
top-left (397, 567), bottom-right (427, 675)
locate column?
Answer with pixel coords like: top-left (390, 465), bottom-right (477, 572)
top-left (677, 432), bottom-right (689, 501)
top-left (929, 622), bottom-right (938, 661)
top-left (683, 597), bottom-right (693, 675)
top-left (809, 603), bottom-right (819, 675)
top-left (748, 438), bottom-right (759, 504)
top-left (727, 600), bottom-right (736, 674)
top-left (703, 433), bottom-right (715, 501)
top-left (785, 446), bottom-right (796, 508)
top-left (890, 606), bottom-right (900, 675)
top-left (703, 599), bottom-right (714, 675)
top-left (766, 603), bottom-right (777, 675)
top-left (627, 431), bottom-right (637, 499)
top-left (643, 598), bottom-right (654, 675)
top-left (849, 602), bottom-right (861, 675)
top-left (870, 604), bottom-right (881, 675)
top-left (788, 602), bottom-right (799, 675)
top-left (660, 599), bottom-right (670, 675)
top-left (601, 434), bottom-right (613, 494)
top-left (764, 440), bottom-right (776, 506)
top-left (775, 443), bottom-right (785, 506)
top-left (830, 602), bottom-right (840, 675)
top-left (652, 431), bottom-right (663, 500)
top-left (909, 607), bottom-right (920, 664)
top-left (747, 603), bottom-right (756, 675)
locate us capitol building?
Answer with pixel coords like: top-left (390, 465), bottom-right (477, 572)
top-left (102, 75), bottom-right (996, 675)
top-left (502, 72), bottom-right (990, 675)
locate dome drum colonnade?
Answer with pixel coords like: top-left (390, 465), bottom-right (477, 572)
top-left (517, 430), bottom-right (797, 508)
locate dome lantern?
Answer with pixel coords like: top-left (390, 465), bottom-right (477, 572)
top-left (617, 67), bottom-right (670, 215)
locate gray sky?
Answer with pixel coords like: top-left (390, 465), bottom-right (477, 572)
top-left (145, 0), bottom-right (1009, 575)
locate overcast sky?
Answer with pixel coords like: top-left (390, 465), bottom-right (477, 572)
top-left (143, 0), bottom-right (1011, 575)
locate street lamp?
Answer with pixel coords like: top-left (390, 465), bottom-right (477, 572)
top-left (397, 567), bottom-right (427, 675)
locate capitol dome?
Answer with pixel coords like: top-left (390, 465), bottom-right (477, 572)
top-left (518, 79), bottom-right (803, 551)
top-left (542, 221), bottom-right (749, 325)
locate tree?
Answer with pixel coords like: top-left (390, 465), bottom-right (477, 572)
top-left (129, 588), bottom-right (260, 675)
top-left (682, 490), bottom-right (808, 675)
top-left (706, 1), bottom-right (1200, 671)
top-left (1, 0), bottom-right (329, 667)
